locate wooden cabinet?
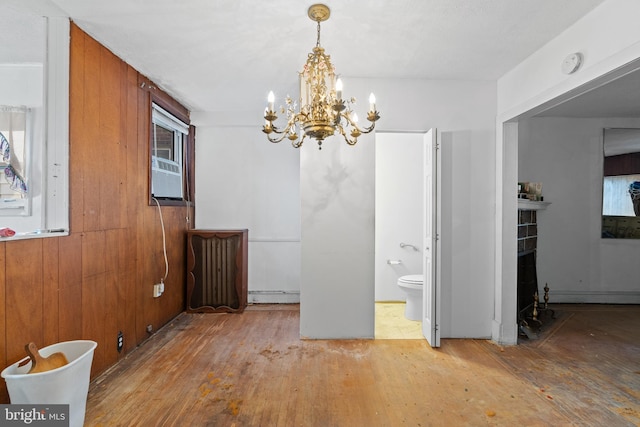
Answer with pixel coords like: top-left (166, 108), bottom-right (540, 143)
top-left (186, 229), bottom-right (248, 313)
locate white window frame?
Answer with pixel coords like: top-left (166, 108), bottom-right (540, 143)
top-left (0, 15), bottom-right (69, 240)
top-left (151, 103), bottom-right (188, 200)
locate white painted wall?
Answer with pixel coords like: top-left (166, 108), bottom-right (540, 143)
top-left (0, 65), bottom-right (43, 107)
top-left (300, 132), bottom-right (376, 338)
top-left (498, 0), bottom-right (640, 118)
top-left (194, 78), bottom-right (495, 339)
top-left (375, 132), bottom-right (423, 302)
top-left (301, 78), bottom-right (496, 338)
top-left (519, 117), bottom-right (640, 303)
top-left (191, 125), bottom-right (301, 303)
top-left (188, 0), bottom-right (640, 344)
top-left (495, 0), bottom-right (640, 344)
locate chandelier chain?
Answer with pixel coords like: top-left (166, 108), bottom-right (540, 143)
top-left (316, 21), bottom-right (321, 48)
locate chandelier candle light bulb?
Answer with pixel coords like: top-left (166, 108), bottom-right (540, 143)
top-left (261, 3), bottom-right (380, 149)
top-left (267, 91), bottom-right (275, 111)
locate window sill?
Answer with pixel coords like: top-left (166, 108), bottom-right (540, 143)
top-left (0, 228), bottom-right (68, 241)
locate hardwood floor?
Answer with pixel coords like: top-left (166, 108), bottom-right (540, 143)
top-left (85, 304), bottom-right (640, 426)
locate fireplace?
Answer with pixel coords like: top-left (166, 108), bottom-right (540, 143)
top-left (517, 205), bottom-right (554, 339)
top-left (517, 250), bottom-right (538, 321)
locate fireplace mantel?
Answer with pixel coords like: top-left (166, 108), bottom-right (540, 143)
top-left (518, 200), bottom-right (551, 211)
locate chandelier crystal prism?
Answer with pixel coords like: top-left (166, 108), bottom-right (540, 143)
top-left (262, 4), bottom-right (380, 150)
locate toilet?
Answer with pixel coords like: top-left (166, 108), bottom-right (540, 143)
top-left (397, 274), bottom-right (423, 321)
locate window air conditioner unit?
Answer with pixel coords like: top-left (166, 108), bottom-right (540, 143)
top-left (151, 155), bottom-right (183, 199)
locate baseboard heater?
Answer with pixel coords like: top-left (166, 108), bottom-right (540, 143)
top-left (249, 291), bottom-right (300, 295)
top-left (248, 290), bottom-right (300, 304)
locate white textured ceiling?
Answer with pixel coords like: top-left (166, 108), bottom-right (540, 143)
top-left (39, 0), bottom-right (607, 115)
top-left (0, 6), bottom-right (46, 63)
top-left (537, 69), bottom-right (640, 118)
top-left (9, 0), bottom-right (624, 118)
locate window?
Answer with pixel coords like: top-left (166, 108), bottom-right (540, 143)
top-left (0, 11), bottom-right (69, 239)
top-left (151, 103), bottom-right (187, 200)
top-left (0, 106), bottom-right (31, 215)
top-left (150, 101), bottom-right (192, 204)
top-left (602, 174), bottom-right (640, 216)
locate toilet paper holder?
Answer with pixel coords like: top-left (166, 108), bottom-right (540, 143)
top-left (387, 259), bottom-right (403, 265)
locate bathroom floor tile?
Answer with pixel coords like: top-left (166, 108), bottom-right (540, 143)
top-left (375, 302), bottom-right (423, 339)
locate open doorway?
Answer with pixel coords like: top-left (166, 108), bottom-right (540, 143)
top-left (374, 132), bottom-right (425, 339)
top-left (496, 59), bottom-right (640, 345)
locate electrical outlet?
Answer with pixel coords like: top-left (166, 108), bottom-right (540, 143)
top-left (117, 331), bottom-right (123, 353)
top-left (153, 283), bottom-right (163, 298)
top-left (146, 324), bottom-right (153, 333)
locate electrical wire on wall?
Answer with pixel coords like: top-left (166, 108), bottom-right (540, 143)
top-left (152, 197), bottom-right (169, 287)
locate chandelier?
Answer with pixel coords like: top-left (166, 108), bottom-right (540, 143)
top-left (262, 4), bottom-right (380, 150)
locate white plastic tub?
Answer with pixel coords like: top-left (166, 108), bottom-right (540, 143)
top-left (1, 340), bottom-right (97, 427)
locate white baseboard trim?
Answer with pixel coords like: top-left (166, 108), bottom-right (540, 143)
top-left (549, 290), bottom-right (640, 304)
top-left (492, 319), bottom-right (518, 346)
top-left (248, 290), bottom-right (300, 304)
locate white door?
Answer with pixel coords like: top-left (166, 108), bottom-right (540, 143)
top-left (422, 129), bottom-right (440, 347)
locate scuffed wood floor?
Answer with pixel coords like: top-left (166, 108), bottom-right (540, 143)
top-left (85, 304), bottom-right (640, 426)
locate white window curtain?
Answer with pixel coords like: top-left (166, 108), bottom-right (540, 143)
top-left (0, 106), bottom-right (28, 194)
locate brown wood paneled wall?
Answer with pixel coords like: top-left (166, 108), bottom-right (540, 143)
top-left (0, 23), bottom-right (192, 402)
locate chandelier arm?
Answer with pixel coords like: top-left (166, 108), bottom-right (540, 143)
top-left (263, 112), bottom-right (299, 144)
top-left (342, 133), bottom-right (358, 146)
top-left (335, 123), bottom-right (358, 146)
top-left (264, 124), bottom-right (295, 144)
top-left (358, 122), bottom-right (377, 134)
top-left (339, 112), bottom-right (378, 135)
top-left (264, 124), bottom-right (288, 135)
top-left (266, 132), bottom-right (289, 144)
top-left (292, 132), bottom-right (306, 148)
